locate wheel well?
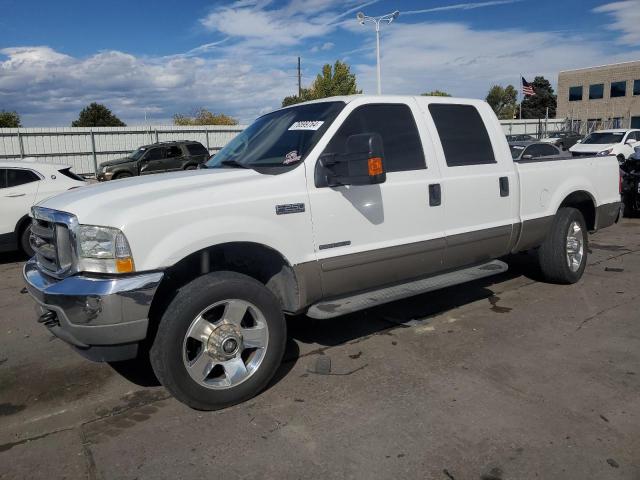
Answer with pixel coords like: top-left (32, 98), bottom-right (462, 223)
top-left (148, 242), bottom-right (300, 330)
top-left (559, 191), bottom-right (596, 231)
top-left (15, 214), bottom-right (31, 237)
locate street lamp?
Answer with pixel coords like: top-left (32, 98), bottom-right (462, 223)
top-left (357, 10), bottom-right (399, 95)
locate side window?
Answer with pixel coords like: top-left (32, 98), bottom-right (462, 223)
top-left (145, 148), bottom-right (164, 161)
top-left (323, 104), bottom-right (426, 172)
top-left (7, 168), bottom-right (39, 187)
top-left (429, 104), bottom-right (496, 167)
top-left (0, 169), bottom-right (6, 188)
top-left (538, 144), bottom-right (559, 156)
top-left (186, 143), bottom-right (209, 156)
top-left (166, 145), bottom-right (182, 158)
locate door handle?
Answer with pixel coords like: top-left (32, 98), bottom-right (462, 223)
top-left (499, 177), bottom-right (509, 197)
top-left (5, 193), bottom-right (25, 198)
top-left (429, 184), bottom-right (441, 206)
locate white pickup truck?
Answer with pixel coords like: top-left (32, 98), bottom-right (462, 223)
top-left (24, 95), bottom-right (622, 410)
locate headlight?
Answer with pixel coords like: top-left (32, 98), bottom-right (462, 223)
top-left (596, 148), bottom-right (613, 156)
top-left (77, 225), bottom-right (135, 274)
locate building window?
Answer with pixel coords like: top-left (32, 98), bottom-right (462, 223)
top-left (610, 81), bottom-right (626, 98)
top-left (634, 80), bottom-right (640, 96)
top-left (612, 117), bottom-right (624, 129)
top-left (589, 84), bottom-right (604, 100)
top-left (569, 86), bottom-right (583, 101)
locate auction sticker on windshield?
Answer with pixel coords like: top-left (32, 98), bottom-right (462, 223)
top-left (288, 121), bottom-right (324, 131)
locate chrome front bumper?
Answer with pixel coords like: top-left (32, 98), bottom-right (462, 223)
top-left (23, 259), bottom-right (163, 360)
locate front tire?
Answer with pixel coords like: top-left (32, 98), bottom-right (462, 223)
top-left (19, 222), bottom-right (34, 257)
top-left (537, 207), bottom-right (587, 284)
top-left (149, 271), bottom-right (286, 410)
top-left (114, 172), bottom-right (133, 180)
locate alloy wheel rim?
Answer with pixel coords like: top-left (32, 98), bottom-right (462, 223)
top-left (566, 221), bottom-right (584, 272)
top-left (182, 299), bottom-right (269, 390)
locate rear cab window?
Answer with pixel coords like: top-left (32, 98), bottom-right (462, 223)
top-left (428, 103), bottom-right (496, 167)
top-left (186, 143), bottom-right (209, 156)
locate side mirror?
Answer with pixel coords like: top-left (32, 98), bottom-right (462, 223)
top-left (522, 154), bottom-right (533, 160)
top-left (575, 139), bottom-right (582, 144)
top-left (315, 133), bottom-right (386, 187)
top-left (626, 139), bottom-right (636, 145)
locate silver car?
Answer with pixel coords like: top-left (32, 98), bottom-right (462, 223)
top-left (509, 141), bottom-right (570, 162)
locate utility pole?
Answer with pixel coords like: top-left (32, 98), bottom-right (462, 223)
top-left (297, 57), bottom-right (302, 97)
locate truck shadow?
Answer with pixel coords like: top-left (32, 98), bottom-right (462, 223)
top-left (286, 252), bottom-right (543, 350)
top-left (0, 251), bottom-right (28, 265)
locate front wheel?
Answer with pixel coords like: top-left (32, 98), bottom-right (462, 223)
top-left (149, 271), bottom-right (286, 410)
top-left (537, 207), bottom-right (587, 284)
top-left (19, 222), bottom-right (34, 257)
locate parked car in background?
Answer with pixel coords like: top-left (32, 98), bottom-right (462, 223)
top-left (540, 131), bottom-right (582, 150)
top-left (506, 134), bottom-right (535, 142)
top-left (0, 160), bottom-right (87, 256)
top-left (24, 95), bottom-right (621, 410)
top-left (97, 140), bottom-right (210, 181)
top-left (621, 146), bottom-right (640, 216)
top-left (569, 129), bottom-right (640, 162)
top-left (509, 141), bottom-right (569, 162)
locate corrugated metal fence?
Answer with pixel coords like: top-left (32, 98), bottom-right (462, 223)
top-left (0, 125), bottom-right (245, 176)
top-left (500, 118), bottom-right (567, 137)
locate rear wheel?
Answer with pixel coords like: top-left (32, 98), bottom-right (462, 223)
top-left (149, 271), bottom-right (286, 410)
top-left (19, 222), bottom-right (34, 257)
top-left (537, 207), bottom-right (587, 284)
top-left (184, 164), bottom-right (197, 170)
top-left (114, 172), bottom-right (133, 180)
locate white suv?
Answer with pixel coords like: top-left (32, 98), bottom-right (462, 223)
top-left (569, 129), bottom-right (640, 162)
top-left (0, 160), bottom-right (87, 255)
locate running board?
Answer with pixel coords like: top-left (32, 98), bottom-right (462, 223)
top-left (306, 260), bottom-right (508, 319)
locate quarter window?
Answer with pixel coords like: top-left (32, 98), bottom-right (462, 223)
top-left (323, 104), bottom-right (426, 172)
top-left (569, 86), bottom-right (583, 101)
top-left (186, 143), bottom-right (209, 156)
top-left (610, 81), bottom-right (626, 98)
top-left (0, 169), bottom-right (6, 188)
top-left (428, 104), bottom-right (496, 167)
top-left (7, 168), bottom-right (39, 188)
top-left (589, 84), bottom-right (604, 100)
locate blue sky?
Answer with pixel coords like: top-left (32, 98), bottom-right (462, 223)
top-left (1, 0), bottom-right (639, 126)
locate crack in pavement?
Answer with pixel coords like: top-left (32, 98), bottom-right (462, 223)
top-left (575, 294), bottom-right (640, 331)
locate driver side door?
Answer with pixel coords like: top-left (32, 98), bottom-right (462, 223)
top-left (305, 100), bottom-right (446, 298)
top-left (139, 147), bottom-right (166, 175)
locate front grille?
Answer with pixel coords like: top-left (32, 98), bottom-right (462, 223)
top-left (30, 217), bottom-right (74, 277)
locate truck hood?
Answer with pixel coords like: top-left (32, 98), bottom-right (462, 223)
top-left (570, 142), bottom-right (614, 153)
top-left (100, 156), bottom-right (134, 167)
top-left (37, 168), bottom-right (271, 227)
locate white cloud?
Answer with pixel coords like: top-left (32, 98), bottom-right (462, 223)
top-left (593, 1), bottom-right (640, 46)
top-left (403, 0), bottom-right (521, 15)
top-left (349, 22), bottom-right (640, 97)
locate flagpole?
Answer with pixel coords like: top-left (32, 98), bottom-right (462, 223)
top-left (519, 73), bottom-right (522, 120)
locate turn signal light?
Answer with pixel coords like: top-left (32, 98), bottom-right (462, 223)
top-left (115, 257), bottom-right (134, 273)
top-left (368, 157), bottom-right (384, 176)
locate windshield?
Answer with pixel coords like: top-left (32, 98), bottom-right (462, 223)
top-left (128, 147), bottom-right (147, 160)
top-left (206, 102), bottom-right (345, 170)
top-left (510, 144), bottom-right (525, 160)
top-left (582, 132), bottom-right (624, 144)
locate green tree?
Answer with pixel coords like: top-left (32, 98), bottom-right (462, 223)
top-left (421, 90), bottom-right (451, 97)
top-left (72, 103), bottom-right (126, 127)
top-left (281, 60), bottom-right (361, 107)
top-left (173, 108), bottom-right (238, 126)
top-left (485, 85), bottom-right (518, 120)
top-left (0, 110), bottom-right (21, 127)
top-left (520, 76), bottom-right (557, 119)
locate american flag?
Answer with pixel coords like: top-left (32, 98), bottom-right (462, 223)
top-left (522, 77), bottom-right (535, 96)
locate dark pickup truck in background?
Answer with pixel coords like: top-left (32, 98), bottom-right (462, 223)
top-left (97, 140), bottom-right (210, 181)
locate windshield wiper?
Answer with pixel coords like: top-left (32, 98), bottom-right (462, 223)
top-left (218, 159), bottom-right (248, 169)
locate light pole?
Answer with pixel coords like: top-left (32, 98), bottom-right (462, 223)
top-left (357, 10), bottom-right (399, 95)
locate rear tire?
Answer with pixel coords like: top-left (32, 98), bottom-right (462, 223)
top-left (149, 271), bottom-right (286, 410)
top-left (114, 172), bottom-right (133, 180)
top-left (184, 165), bottom-right (197, 170)
top-left (537, 207), bottom-right (587, 284)
top-left (19, 222), bottom-right (34, 257)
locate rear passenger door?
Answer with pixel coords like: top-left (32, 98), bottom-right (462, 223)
top-left (306, 99), bottom-right (446, 298)
top-left (423, 102), bottom-right (516, 270)
top-left (140, 147), bottom-right (166, 175)
top-left (0, 168), bottom-right (40, 235)
top-left (165, 145), bottom-right (184, 171)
